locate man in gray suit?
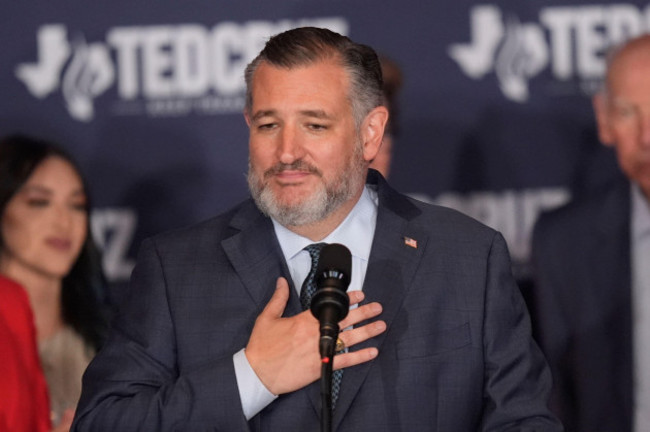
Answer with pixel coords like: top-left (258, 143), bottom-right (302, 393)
top-left (73, 27), bottom-right (561, 431)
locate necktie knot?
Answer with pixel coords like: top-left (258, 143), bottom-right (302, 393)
top-left (300, 242), bottom-right (327, 311)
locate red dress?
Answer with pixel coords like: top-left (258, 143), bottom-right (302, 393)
top-left (0, 275), bottom-right (51, 432)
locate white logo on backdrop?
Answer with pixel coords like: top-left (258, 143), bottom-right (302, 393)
top-left (16, 18), bottom-right (348, 122)
top-left (91, 208), bottom-right (137, 282)
top-left (450, 3), bottom-right (650, 102)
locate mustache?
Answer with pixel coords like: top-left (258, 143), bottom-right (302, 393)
top-left (263, 160), bottom-right (322, 179)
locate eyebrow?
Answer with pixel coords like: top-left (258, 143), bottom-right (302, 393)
top-left (20, 184), bottom-right (86, 197)
top-left (299, 109), bottom-right (332, 120)
top-left (251, 110), bottom-right (276, 122)
top-left (20, 184), bottom-right (52, 195)
top-left (250, 109), bottom-right (333, 122)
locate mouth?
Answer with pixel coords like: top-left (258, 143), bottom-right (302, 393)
top-left (45, 237), bottom-right (73, 251)
top-left (264, 162), bottom-right (321, 184)
top-left (273, 170), bottom-right (312, 183)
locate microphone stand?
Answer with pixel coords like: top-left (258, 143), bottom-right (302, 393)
top-left (319, 334), bottom-right (337, 432)
top-left (310, 244), bottom-right (352, 432)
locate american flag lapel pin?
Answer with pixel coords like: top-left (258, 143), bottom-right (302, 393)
top-left (404, 236), bottom-right (417, 249)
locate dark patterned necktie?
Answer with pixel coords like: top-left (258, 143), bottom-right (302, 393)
top-left (300, 243), bottom-right (327, 310)
top-left (300, 243), bottom-right (344, 408)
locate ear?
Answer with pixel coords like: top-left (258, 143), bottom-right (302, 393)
top-left (593, 93), bottom-right (615, 147)
top-left (244, 110), bottom-right (252, 127)
top-left (360, 106), bottom-right (389, 162)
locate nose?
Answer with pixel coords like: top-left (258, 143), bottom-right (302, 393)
top-left (52, 204), bottom-right (73, 231)
top-left (277, 125), bottom-right (304, 164)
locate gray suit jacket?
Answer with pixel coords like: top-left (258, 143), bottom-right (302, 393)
top-left (73, 170), bottom-right (561, 431)
top-left (532, 177), bottom-right (633, 432)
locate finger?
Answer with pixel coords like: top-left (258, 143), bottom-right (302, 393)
top-left (333, 347), bottom-right (379, 370)
top-left (260, 277), bottom-right (290, 320)
top-left (339, 301), bottom-right (382, 329)
top-left (348, 290), bottom-right (365, 305)
top-left (338, 320), bottom-right (386, 349)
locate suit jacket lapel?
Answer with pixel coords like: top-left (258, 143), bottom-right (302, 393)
top-left (333, 172), bottom-right (428, 427)
top-left (221, 200), bottom-right (301, 315)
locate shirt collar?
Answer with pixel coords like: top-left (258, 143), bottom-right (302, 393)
top-left (632, 182), bottom-right (650, 239)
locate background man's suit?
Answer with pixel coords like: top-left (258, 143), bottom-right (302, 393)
top-left (532, 174), bottom-right (633, 432)
top-left (73, 170), bottom-right (561, 431)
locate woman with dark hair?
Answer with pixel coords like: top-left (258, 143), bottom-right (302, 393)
top-left (0, 134), bottom-right (108, 430)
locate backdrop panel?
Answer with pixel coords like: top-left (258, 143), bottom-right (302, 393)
top-left (2, 0), bottom-right (645, 295)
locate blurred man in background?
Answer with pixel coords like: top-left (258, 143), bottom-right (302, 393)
top-left (532, 34), bottom-right (650, 432)
top-left (369, 55), bottom-right (403, 178)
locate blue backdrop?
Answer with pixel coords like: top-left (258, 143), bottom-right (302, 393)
top-left (2, 0), bottom-right (645, 293)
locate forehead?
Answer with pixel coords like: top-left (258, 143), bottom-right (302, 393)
top-left (250, 59), bottom-right (351, 112)
top-left (607, 44), bottom-right (650, 99)
top-left (24, 156), bottom-right (84, 191)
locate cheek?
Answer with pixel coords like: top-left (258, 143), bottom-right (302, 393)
top-left (1, 215), bottom-right (33, 258)
top-left (611, 121), bottom-right (639, 142)
top-left (72, 214), bottom-right (88, 247)
top-left (614, 145), bottom-right (642, 181)
top-left (249, 141), bottom-right (272, 169)
top-left (613, 136), bottom-right (636, 160)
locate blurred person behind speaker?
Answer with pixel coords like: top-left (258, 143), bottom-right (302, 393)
top-left (369, 55), bottom-right (403, 179)
top-left (531, 34), bottom-right (650, 432)
top-left (0, 134), bottom-right (109, 430)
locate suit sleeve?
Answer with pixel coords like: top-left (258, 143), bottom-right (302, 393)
top-left (479, 233), bottom-right (563, 431)
top-left (71, 238), bottom-right (251, 431)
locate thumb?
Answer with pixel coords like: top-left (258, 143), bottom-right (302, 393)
top-left (260, 277), bottom-right (290, 320)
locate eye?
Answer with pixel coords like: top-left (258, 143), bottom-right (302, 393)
top-left (307, 123), bottom-right (328, 131)
top-left (258, 122), bottom-right (277, 131)
top-left (616, 106), bottom-right (636, 118)
top-left (70, 202), bottom-right (87, 212)
top-left (27, 198), bottom-right (50, 207)
top-left (611, 101), bottom-right (638, 120)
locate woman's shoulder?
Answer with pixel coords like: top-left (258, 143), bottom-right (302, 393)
top-left (0, 273), bottom-right (25, 294)
top-left (0, 274), bottom-right (32, 318)
top-left (0, 275), bottom-right (38, 359)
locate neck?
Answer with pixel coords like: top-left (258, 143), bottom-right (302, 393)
top-left (0, 262), bottom-right (64, 342)
top-left (641, 184), bottom-right (650, 203)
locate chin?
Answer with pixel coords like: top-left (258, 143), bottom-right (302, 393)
top-left (274, 191), bottom-right (313, 207)
top-left (40, 262), bottom-right (76, 279)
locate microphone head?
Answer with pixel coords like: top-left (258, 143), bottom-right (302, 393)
top-left (315, 243), bottom-right (351, 288)
top-left (311, 243), bottom-right (352, 342)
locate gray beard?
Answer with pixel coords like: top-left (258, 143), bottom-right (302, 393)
top-left (247, 147), bottom-right (366, 227)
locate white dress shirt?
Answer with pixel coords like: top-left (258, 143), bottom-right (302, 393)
top-left (632, 183), bottom-right (650, 432)
top-left (233, 185), bottom-right (379, 419)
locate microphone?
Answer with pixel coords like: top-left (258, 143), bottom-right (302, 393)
top-left (310, 243), bottom-right (352, 358)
